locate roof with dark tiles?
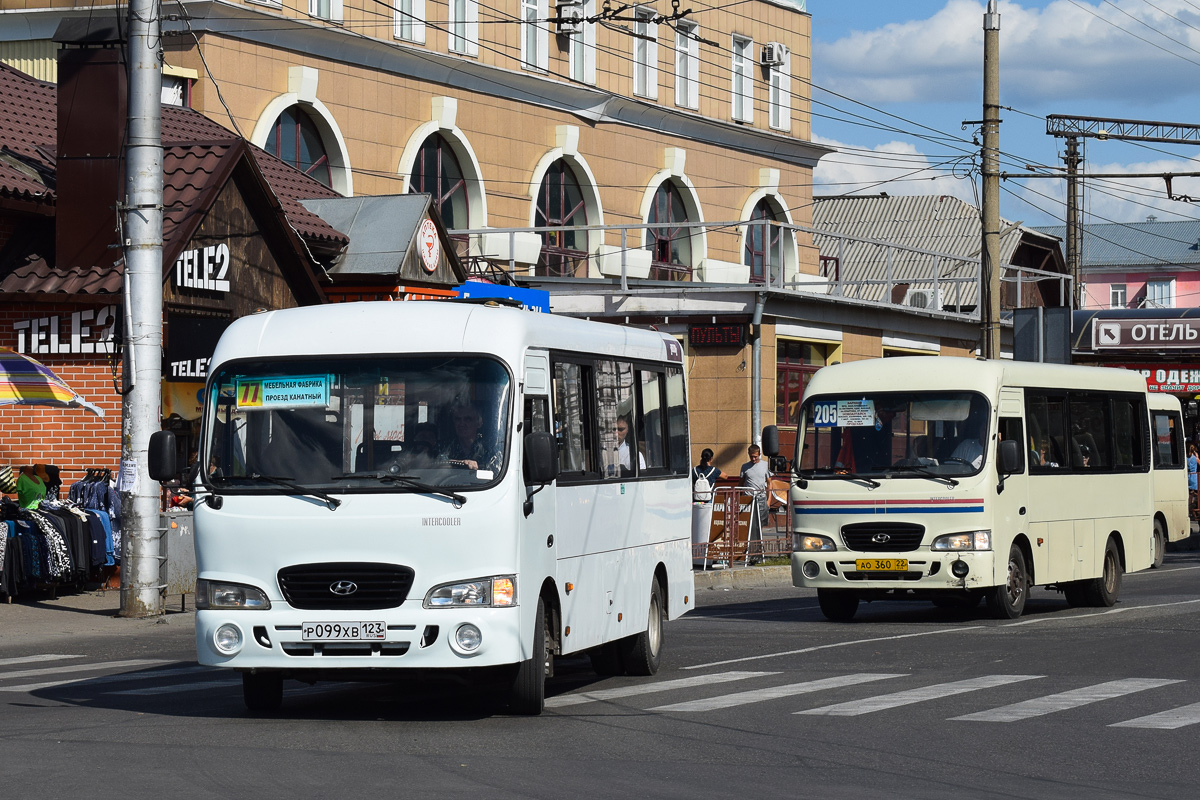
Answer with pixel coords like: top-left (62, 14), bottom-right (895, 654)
top-left (0, 60), bottom-right (347, 258)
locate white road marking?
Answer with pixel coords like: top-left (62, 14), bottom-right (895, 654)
top-left (0, 665), bottom-right (212, 693)
top-left (108, 679), bottom-right (239, 696)
top-left (0, 659), bottom-right (169, 683)
top-left (952, 678), bottom-right (1183, 722)
top-left (546, 671), bottom-right (778, 708)
top-left (1002, 599), bottom-right (1200, 628)
top-left (1111, 701), bottom-right (1200, 729)
top-left (797, 674), bottom-right (1043, 717)
top-left (684, 605), bottom-right (821, 619)
top-left (651, 673), bottom-right (906, 713)
top-left (0, 654), bottom-right (83, 667)
top-left (683, 627), bottom-right (982, 670)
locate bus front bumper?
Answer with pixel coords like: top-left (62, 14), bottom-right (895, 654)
top-left (195, 606), bottom-right (526, 672)
top-left (791, 549), bottom-right (998, 591)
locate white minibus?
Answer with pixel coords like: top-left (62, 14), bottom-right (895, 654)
top-left (149, 301), bottom-right (694, 714)
top-left (1148, 391), bottom-right (1190, 561)
top-left (769, 357), bottom-right (1181, 621)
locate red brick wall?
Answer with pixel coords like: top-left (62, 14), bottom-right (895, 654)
top-left (0, 302), bottom-right (124, 492)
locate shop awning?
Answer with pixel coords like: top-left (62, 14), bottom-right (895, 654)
top-left (0, 348), bottom-right (103, 416)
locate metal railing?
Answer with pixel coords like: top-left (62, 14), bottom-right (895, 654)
top-left (692, 484), bottom-right (793, 568)
top-left (453, 219), bottom-right (1073, 318)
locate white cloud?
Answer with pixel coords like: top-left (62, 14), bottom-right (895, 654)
top-left (816, 1), bottom-right (1200, 107)
top-left (813, 135), bottom-right (980, 203)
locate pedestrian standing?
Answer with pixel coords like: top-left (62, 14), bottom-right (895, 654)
top-left (740, 444), bottom-right (770, 537)
top-left (691, 448), bottom-right (731, 569)
top-left (1188, 443), bottom-right (1199, 520)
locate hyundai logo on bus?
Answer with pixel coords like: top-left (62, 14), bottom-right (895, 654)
top-left (872, 533), bottom-right (891, 544)
top-left (329, 581), bottom-right (358, 596)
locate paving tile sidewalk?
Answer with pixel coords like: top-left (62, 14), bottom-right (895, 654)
top-left (0, 589), bottom-right (192, 647)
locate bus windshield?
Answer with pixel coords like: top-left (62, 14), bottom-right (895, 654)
top-left (203, 356), bottom-right (512, 492)
top-left (799, 391), bottom-right (991, 479)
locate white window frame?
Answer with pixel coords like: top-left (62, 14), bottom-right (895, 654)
top-left (568, 0), bottom-right (597, 85)
top-left (309, 0), bottom-right (343, 22)
top-left (449, 0), bottom-right (479, 56)
top-left (731, 35), bottom-right (753, 123)
top-left (1146, 278), bottom-right (1175, 308)
top-left (1110, 283), bottom-right (1126, 309)
top-left (674, 21), bottom-right (699, 110)
top-left (633, 8), bottom-right (658, 100)
top-left (521, 0), bottom-right (549, 71)
top-left (768, 54), bottom-right (790, 130)
top-left (393, 0), bottom-right (426, 43)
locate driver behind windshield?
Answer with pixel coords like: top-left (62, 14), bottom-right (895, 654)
top-left (442, 404), bottom-right (502, 473)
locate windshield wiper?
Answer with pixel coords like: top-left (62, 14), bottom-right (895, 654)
top-left (829, 471), bottom-right (881, 489)
top-left (334, 472), bottom-right (466, 507)
top-left (888, 464), bottom-right (959, 487)
top-left (215, 473), bottom-right (341, 510)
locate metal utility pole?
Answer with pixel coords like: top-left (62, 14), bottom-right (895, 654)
top-left (980, 1), bottom-right (1002, 359)
top-left (1063, 137), bottom-right (1082, 309)
top-left (119, 0), bottom-right (165, 618)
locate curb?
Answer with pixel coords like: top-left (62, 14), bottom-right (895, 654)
top-left (692, 565), bottom-right (792, 590)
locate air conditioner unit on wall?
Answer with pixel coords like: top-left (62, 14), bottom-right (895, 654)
top-left (556, 1), bottom-right (585, 35)
top-left (904, 288), bottom-right (940, 310)
top-left (760, 42), bottom-right (788, 66)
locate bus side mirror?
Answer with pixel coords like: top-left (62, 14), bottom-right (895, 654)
top-left (148, 430), bottom-right (178, 482)
top-left (523, 431), bottom-right (559, 485)
top-left (761, 425), bottom-right (780, 458)
top-left (998, 439), bottom-right (1021, 475)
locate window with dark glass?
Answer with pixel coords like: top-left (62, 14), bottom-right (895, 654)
top-left (535, 159), bottom-right (588, 277)
top-left (777, 341), bottom-right (827, 426)
top-left (553, 361), bottom-right (593, 476)
top-left (265, 105), bottom-right (331, 188)
top-left (745, 199), bottom-right (783, 285)
top-left (1152, 410), bottom-right (1183, 468)
top-left (637, 369), bottom-right (666, 470)
top-left (665, 367), bottom-right (689, 473)
top-left (409, 133), bottom-right (469, 231)
top-left (645, 181), bottom-right (692, 281)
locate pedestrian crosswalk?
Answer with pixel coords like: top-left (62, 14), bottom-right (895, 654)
top-left (6, 652), bottom-right (1200, 730)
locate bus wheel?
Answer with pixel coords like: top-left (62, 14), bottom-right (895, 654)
top-left (817, 589), bottom-right (859, 622)
top-left (509, 598), bottom-right (550, 715)
top-left (620, 580), bottom-right (665, 676)
top-left (986, 544), bottom-right (1028, 619)
top-left (1152, 520), bottom-right (1166, 569)
top-left (242, 671), bottom-right (283, 713)
top-left (1084, 538), bottom-right (1123, 607)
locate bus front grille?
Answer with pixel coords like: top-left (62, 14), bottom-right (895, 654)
top-left (841, 523), bottom-right (925, 552)
top-left (278, 562), bottom-right (416, 610)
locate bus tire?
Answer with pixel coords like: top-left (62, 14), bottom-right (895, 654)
top-left (509, 598), bottom-right (549, 715)
top-left (1152, 520), bottom-right (1166, 569)
top-left (1084, 537), bottom-right (1123, 608)
top-left (242, 671), bottom-right (283, 713)
top-left (619, 580), bottom-right (665, 677)
top-left (817, 589), bottom-right (859, 622)
top-left (986, 544), bottom-right (1028, 619)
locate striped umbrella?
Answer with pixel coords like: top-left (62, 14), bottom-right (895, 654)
top-left (0, 348), bottom-right (103, 417)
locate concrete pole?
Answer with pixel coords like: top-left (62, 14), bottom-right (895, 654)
top-left (1064, 136), bottom-right (1082, 310)
top-left (119, 0), bottom-right (165, 618)
top-left (981, 1), bottom-right (1002, 360)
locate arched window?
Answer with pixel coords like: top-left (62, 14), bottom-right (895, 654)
top-left (409, 133), bottom-right (469, 231)
top-left (535, 159), bottom-right (588, 277)
top-left (745, 198), bottom-right (783, 285)
top-left (645, 181), bottom-right (692, 281)
top-left (265, 105), bottom-right (332, 188)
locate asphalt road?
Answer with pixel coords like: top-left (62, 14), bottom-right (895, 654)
top-left (5, 554), bottom-right (1200, 799)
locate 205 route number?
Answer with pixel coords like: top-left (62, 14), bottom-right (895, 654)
top-left (301, 621), bottom-right (386, 641)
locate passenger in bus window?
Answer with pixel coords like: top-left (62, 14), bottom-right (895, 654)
top-left (612, 415), bottom-right (645, 476)
top-left (949, 406), bottom-right (987, 468)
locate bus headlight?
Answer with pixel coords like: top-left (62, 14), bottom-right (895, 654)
top-left (931, 531), bottom-right (992, 551)
top-left (214, 623), bottom-right (243, 654)
top-left (424, 576), bottom-right (517, 608)
top-left (799, 535), bottom-right (837, 552)
top-left (195, 579), bottom-right (271, 610)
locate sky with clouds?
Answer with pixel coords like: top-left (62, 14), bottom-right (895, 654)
top-left (809, 1), bottom-right (1200, 227)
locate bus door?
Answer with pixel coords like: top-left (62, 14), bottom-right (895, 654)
top-left (995, 391), bottom-right (1031, 578)
top-left (521, 352), bottom-right (557, 603)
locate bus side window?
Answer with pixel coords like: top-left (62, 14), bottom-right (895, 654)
top-left (1027, 392), bottom-right (1066, 470)
top-left (665, 368), bottom-right (689, 474)
top-left (637, 369), bottom-right (666, 469)
top-left (998, 417), bottom-right (1025, 473)
top-left (1152, 411), bottom-right (1183, 468)
top-left (1113, 398), bottom-right (1144, 469)
top-left (524, 396), bottom-right (549, 435)
top-left (553, 360), bottom-right (593, 475)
